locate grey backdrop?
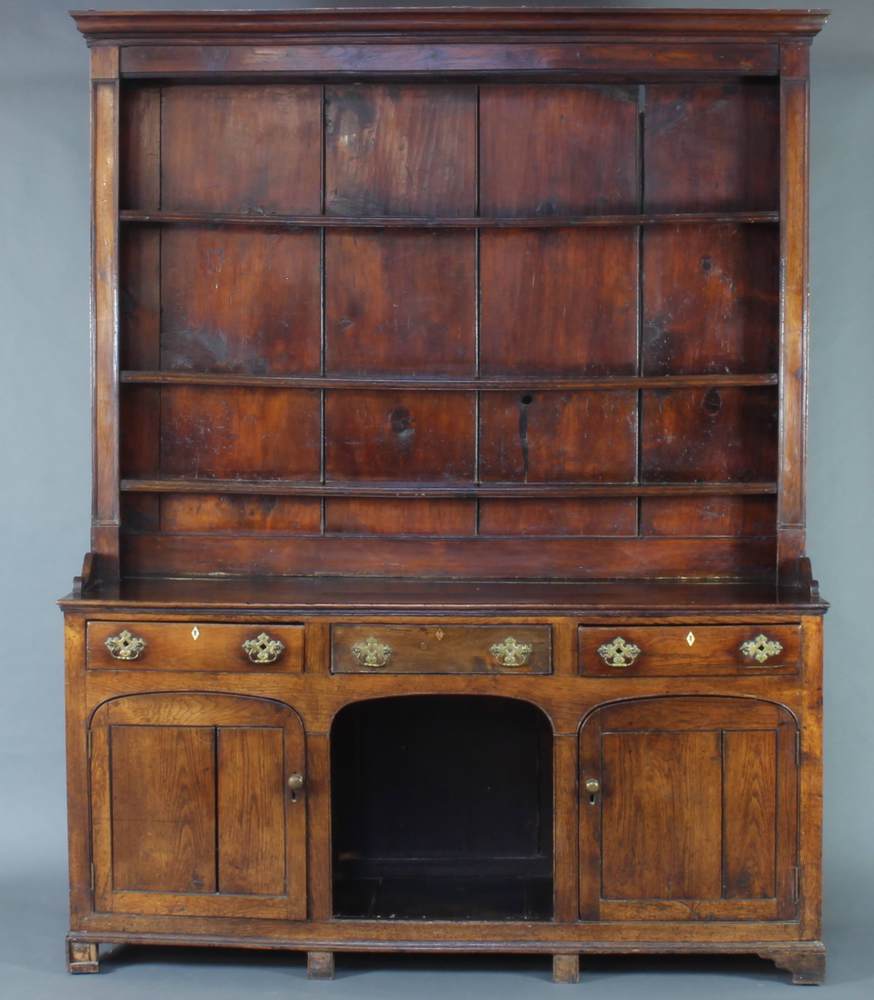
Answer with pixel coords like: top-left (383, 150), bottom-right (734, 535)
top-left (1, 1), bottom-right (871, 997)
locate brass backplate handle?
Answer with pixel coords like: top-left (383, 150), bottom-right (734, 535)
top-left (597, 636), bottom-right (641, 668)
top-left (242, 632), bottom-right (285, 664)
top-left (740, 633), bottom-right (784, 665)
top-left (351, 636), bottom-right (393, 668)
top-left (104, 629), bottom-right (147, 661)
top-left (489, 636), bottom-right (533, 667)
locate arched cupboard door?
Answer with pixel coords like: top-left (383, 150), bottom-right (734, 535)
top-left (579, 696), bottom-right (798, 922)
top-left (89, 693), bottom-right (306, 920)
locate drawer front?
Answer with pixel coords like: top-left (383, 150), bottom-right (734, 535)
top-left (332, 624), bottom-right (551, 674)
top-left (86, 621), bottom-right (304, 672)
top-left (579, 624), bottom-right (800, 677)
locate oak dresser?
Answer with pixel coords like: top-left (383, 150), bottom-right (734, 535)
top-left (62, 7), bottom-right (829, 986)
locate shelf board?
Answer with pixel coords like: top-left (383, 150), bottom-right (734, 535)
top-left (120, 371), bottom-right (779, 391)
top-left (119, 209), bottom-right (780, 230)
top-left (120, 479), bottom-right (778, 499)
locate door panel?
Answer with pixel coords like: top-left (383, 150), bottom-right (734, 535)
top-left (723, 729), bottom-right (778, 899)
top-left (91, 693), bottom-right (306, 920)
top-left (217, 727), bottom-right (286, 896)
top-left (601, 731), bottom-right (722, 901)
top-left (110, 725), bottom-right (216, 893)
top-left (579, 696), bottom-right (797, 922)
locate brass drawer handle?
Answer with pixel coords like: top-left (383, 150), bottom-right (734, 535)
top-left (489, 636), bottom-right (533, 667)
top-left (242, 632), bottom-right (285, 664)
top-left (104, 629), bottom-right (147, 661)
top-left (597, 636), bottom-right (641, 669)
top-left (351, 636), bottom-right (393, 668)
top-left (739, 633), bottom-right (784, 665)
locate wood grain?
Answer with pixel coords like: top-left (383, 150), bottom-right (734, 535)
top-left (642, 224), bottom-right (779, 375)
top-left (161, 228), bottom-right (321, 375)
top-left (479, 392), bottom-right (637, 483)
top-left (644, 83), bottom-right (780, 213)
top-left (480, 84), bottom-right (638, 215)
top-left (217, 728), bottom-right (286, 895)
top-left (326, 231), bottom-right (475, 376)
top-left (160, 85), bottom-right (321, 214)
top-left (601, 730), bottom-right (723, 900)
top-left (480, 230), bottom-right (638, 376)
top-left (109, 725), bottom-right (217, 893)
top-left (723, 730), bottom-right (777, 898)
top-left (161, 388), bottom-right (321, 480)
top-left (331, 623), bottom-right (551, 675)
top-left (325, 84), bottom-right (476, 217)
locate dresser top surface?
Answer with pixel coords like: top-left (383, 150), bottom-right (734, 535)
top-left (59, 575), bottom-right (827, 615)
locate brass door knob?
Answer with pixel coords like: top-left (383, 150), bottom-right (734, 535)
top-left (585, 778), bottom-right (600, 795)
top-left (287, 773), bottom-right (305, 792)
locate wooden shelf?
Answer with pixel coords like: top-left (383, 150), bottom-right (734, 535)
top-left (119, 209), bottom-right (779, 230)
top-left (120, 478), bottom-right (778, 499)
top-left (120, 371), bottom-right (779, 391)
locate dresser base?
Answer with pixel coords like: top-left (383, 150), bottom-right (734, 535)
top-left (65, 932), bottom-right (825, 985)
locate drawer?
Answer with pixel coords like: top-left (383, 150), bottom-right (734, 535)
top-left (86, 621), bottom-right (304, 672)
top-left (579, 624), bottom-right (800, 677)
top-left (331, 624), bottom-right (551, 674)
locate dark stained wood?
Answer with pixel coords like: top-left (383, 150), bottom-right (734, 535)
top-left (325, 391), bottom-right (475, 483)
top-left (161, 229), bottom-right (321, 375)
top-left (325, 231), bottom-right (475, 375)
top-left (72, 9), bottom-right (829, 40)
top-left (325, 499), bottom-right (475, 537)
top-left (479, 499), bottom-right (636, 538)
top-left (480, 85), bottom-right (638, 216)
top-left (159, 495), bottom-right (322, 534)
top-left (331, 624), bottom-right (551, 675)
top-left (160, 85), bottom-right (321, 214)
top-left (121, 371), bottom-right (779, 391)
top-left (644, 83), bottom-right (780, 213)
top-left (642, 225), bottom-right (779, 375)
top-left (121, 534), bottom-right (776, 582)
top-left (120, 479), bottom-right (778, 499)
top-left (641, 388), bottom-right (778, 483)
top-left (65, 7), bottom-right (827, 985)
top-left (61, 576), bottom-right (827, 614)
top-left (119, 86), bottom-right (160, 212)
top-left (325, 84), bottom-right (476, 218)
top-left (640, 496), bottom-right (776, 537)
top-left (479, 391), bottom-right (637, 482)
top-left (86, 620), bottom-right (305, 673)
top-left (118, 42), bottom-right (782, 79)
top-left (778, 44), bottom-right (812, 580)
top-left (160, 387), bottom-right (321, 480)
top-left (480, 230), bottom-right (637, 375)
top-left (121, 208), bottom-right (780, 230)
